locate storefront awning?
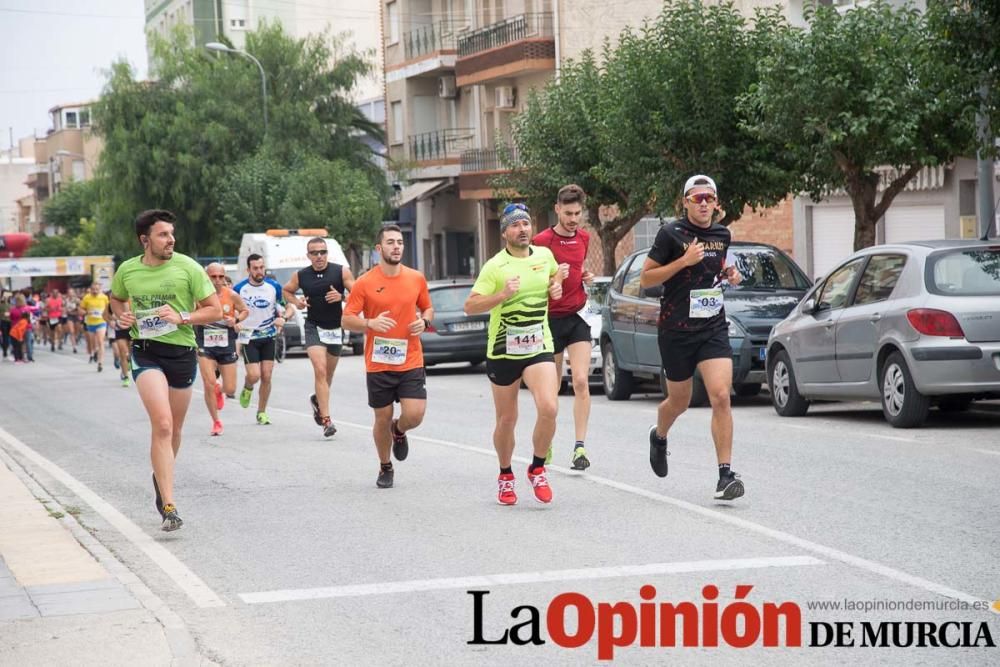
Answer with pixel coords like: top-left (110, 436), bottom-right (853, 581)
top-left (395, 179), bottom-right (449, 207)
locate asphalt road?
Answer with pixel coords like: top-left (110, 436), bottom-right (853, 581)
top-left (2, 346), bottom-right (998, 665)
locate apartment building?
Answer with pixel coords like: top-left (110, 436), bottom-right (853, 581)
top-left (144, 0), bottom-right (384, 103)
top-left (18, 102), bottom-right (102, 237)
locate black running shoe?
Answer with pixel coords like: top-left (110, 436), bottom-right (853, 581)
top-left (161, 504), bottom-right (183, 531)
top-left (152, 473), bottom-right (165, 519)
top-left (309, 394), bottom-right (323, 426)
top-left (322, 418), bottom-right (337, 438)
top-left (376, 465), bottom-right (394, 489)
top-left (715, 472), bottom-right (744, 500)
top-left (391, 419), bottom-right (409, 461)
top-left (648, 426), bottom-right (669, 477)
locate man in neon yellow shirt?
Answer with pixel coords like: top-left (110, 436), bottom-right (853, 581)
top-left (110, 209), bottom-right (221, 532)
top-left (79, 283), bottom-right (110, 372)
top-left (464, 203), bottom-right (565, 506)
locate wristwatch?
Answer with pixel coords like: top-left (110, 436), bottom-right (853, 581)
top-left (179, 311), bottom-right (191, 325)
top-left (422, 317), bottom-right (432, 330)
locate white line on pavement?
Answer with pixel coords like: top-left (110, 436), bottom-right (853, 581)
top-left (268, 408), bottom-right (985, 606)
top-left (777, 421), bottom-right (917, 443)
top-left (240, 556), bottom-right (825, 604)
top-left (0, 425), bottom-right (226, 609)
top-left (973, 448), bottom-right (1000, 457)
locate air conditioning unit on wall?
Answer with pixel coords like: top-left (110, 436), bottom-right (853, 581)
top-left (438, 75), bottom-right (457, 98)
top-left (494, 86), bottom-right (515, 110)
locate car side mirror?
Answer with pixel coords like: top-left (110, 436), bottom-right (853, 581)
top-left (802, 298), bottom-right (817, 314)
top-left (642, 285), bottom-right (663, 299)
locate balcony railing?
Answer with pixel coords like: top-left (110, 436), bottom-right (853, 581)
top-left (457, 13), bottom-right (553, 58)
top-left (460, 146), bottom-right (521, 172)
top-left (403, 20), bottom-right (469, 60)
top-left (409, 128), bottom-right (475, 162)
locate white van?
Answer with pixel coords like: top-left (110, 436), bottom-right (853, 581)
top-left (236, 229), bottom-right (360, 355)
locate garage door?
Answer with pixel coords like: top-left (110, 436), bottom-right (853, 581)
top-left (811, 207), bottom-right (855, 281)
top-left (884, 205), bottom-right (945, 244)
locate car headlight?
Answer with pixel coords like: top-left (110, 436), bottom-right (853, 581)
top-left (727, 318), bottom-right (746, 338)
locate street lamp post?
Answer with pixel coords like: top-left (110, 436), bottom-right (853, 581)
top-left (206, 42), bottom-right (268, 135)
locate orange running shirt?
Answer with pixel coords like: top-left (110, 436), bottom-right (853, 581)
top-left (344, 265), bottom-right (432, 374)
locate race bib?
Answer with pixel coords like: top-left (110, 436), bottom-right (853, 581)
top-left (204, 328), bottom-right (229, 348)
top-left (689, 288), bottom-right (724, 318)
top-left (49, 318), bottom-right (60, 326)
top-left (87, 308), bottom-right (103, 320)
top-left (371, 336), bottom-right (407, 365)
top-left (318, 327), bottom-right (343, 345)
top-left (237, 328), bottom-right (252, 344)
top-left (506, 324), bottom-right (544, 355)
top-left (135, 308), bottom-right (178, 339)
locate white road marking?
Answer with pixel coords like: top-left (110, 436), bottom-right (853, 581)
top-left (269, 408), bottom-right (985, 606)
top-left (240, 556), bottom-right (824, 604)
top-left (973, 448), bottom-right (1000, 457)
top-left (778, 421), bottom-right (917, 443)
top-left (0, 426), bottom-right (225, 608)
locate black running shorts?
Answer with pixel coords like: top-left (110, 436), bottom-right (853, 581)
top-left (114, 327), bottom-right (131, 341)
top-left (658, 325), bottom-right (732, 382)
top-left (303, 320), bottom-right (343, 356)
top-left (548, 313), bottom-right (592, 354)
top-left (486, 353), bottom-right (555, 387)
top-left (131, 339), bottom-right (197, 389)
top-left (366, 368), bottom-right (427, 408)
top-left (241, 337), bottom-right (276, 364)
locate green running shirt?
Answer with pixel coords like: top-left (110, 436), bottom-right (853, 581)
top-left (111, 252), bottom-right (214, 348)
top-left (472, 246), bottom-right (559, 360)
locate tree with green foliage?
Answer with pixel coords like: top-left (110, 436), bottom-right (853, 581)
top-left (92, 22), bottom-right (386, 258)
top-left (216, 149), bottom-right (290, 249)
top-left (742, 1), bottom-right (977, 250)
top-left (41, 181), bottom-right (99, 237)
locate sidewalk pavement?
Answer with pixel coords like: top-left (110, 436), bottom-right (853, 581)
top-left (0, 450), bottom-right (200, 666)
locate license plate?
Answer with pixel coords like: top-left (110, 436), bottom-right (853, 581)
top-left (450, 320), bottom-right (485, 332)
top-left (758, 347), bottom-right (767, 361)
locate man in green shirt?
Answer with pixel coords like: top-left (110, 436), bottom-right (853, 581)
top-left (465, 203), bottom-right (565, 506)
top-left (110, 209), bottom-right (221, 532)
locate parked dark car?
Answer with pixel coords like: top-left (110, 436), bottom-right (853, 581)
top-left (421, 279), bottom-right (489, 366)
top-left (601, 242), bottom-right (812, 404)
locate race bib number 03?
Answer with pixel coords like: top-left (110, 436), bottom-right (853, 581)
top-left (204, 328), bottom-right (229, 348)
top-left (135, 308), bottom-right (178, 339)
top-left (506, 324), bottom-right (544, 355)
top-left (689, 288), bottom-right (724, 318)
top-left (372, 337), bottom-right (407, 365)
top-left (318, 327), bottom-right (343, 345)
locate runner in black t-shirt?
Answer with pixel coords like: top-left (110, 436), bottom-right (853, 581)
top-left (639, 175), bottom-right (745, 501)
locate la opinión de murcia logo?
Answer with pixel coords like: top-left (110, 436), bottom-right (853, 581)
top-left (468, 585), bottom-right (997, 660)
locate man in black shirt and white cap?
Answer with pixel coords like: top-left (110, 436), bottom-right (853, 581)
top-left (639, 174), bottom-right (745, 500)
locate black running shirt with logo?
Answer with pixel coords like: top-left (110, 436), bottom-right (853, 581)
top-left (297, 263), bottom-right (345, 329)
top-left (647, 217), bottom-right (731, 332)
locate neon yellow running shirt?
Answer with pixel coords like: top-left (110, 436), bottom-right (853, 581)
top-left (472, 246), bottom-right (558, 360)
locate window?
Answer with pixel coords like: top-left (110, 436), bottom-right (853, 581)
top-left (621, 254), bottom-right (645, 298)
top-left (65, 111), bottom-right (78, 129)
top-left (632, 217), bottom-right (666, 252)
top-left (387, 1), bottom-right (399, 44)
top-left (816, 259), bottom-right (863, 311)
top-left (390, 101), bottom-right (403, 144)
top-left (928, 248), bottom-right (1000, 296)
top-left (853, 254), bottom-right (906, 306)
top-left (430, 285), bottom-right (472, 311)
top-left (230, 18), bottom-right (247, 29)
top-left (726, 247), bottom-right (811, 290)
top-left (78, 109), bottom-right (91, 127)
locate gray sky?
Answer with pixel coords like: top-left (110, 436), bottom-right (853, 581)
top-left (0, 0), bottom-right (148, 146)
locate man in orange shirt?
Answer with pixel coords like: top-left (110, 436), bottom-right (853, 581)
top-left (343, 224), bottom-right (434, 489)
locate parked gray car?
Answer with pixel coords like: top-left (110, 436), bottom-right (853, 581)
top-left (766, 240), bottom-right (1000, 427)
top-left (602, 242), bottom-right (812, 404)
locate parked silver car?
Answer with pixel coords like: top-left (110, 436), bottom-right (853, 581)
top-left (766, 240), bottom-right (1000, 427)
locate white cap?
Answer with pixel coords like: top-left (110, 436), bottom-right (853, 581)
top-left (683, 174), bottom-right (717, 195)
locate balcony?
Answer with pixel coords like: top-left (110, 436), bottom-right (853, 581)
top-left (455, 14), bottom-right (555, 87)
top-left (409, 128), bottom-right (475, 164)
top-left (404, 21), bottom-right (467, 60)
top-left (458, 146), bottom-right (521, 200)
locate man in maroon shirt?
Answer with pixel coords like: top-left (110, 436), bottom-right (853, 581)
top-left (532, 184), bottom-right (595, 470)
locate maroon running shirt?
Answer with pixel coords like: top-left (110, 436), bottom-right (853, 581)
top-left (532, 226), bottom-right (591, 316)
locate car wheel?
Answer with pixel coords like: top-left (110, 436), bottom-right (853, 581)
top-left (602, 343), bottom-right (633, 401)
top-left (735, 382), bottom-right (762, 397)
top-left (769, 350), bottom-right (809, 417)
top-left (275, 334), bottom-right (286, 364)
top-left (558, 378), bottom-right (570, 395)
top-left (880, 351), bottom-right (930, 428)
top-left (469, 360), bottom-right (484, 368)
top-left (351, 334), bottom-right (365, 356)
top-left (689, 371), bottom-right (709, 407)
top-left (937, 397), bottom-right (972, 413)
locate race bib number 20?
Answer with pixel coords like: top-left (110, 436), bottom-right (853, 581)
top-left (371, 337), bottom-right (407, 365)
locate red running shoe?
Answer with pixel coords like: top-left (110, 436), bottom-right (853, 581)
top-left (210, 420), bottom-right (223, 436)
top-left (497, 473), bottom-right (517, 506)
top-left (215, 382), bottom-right (225, 411)
top-left (527, 466), bottom-right (552, 504)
